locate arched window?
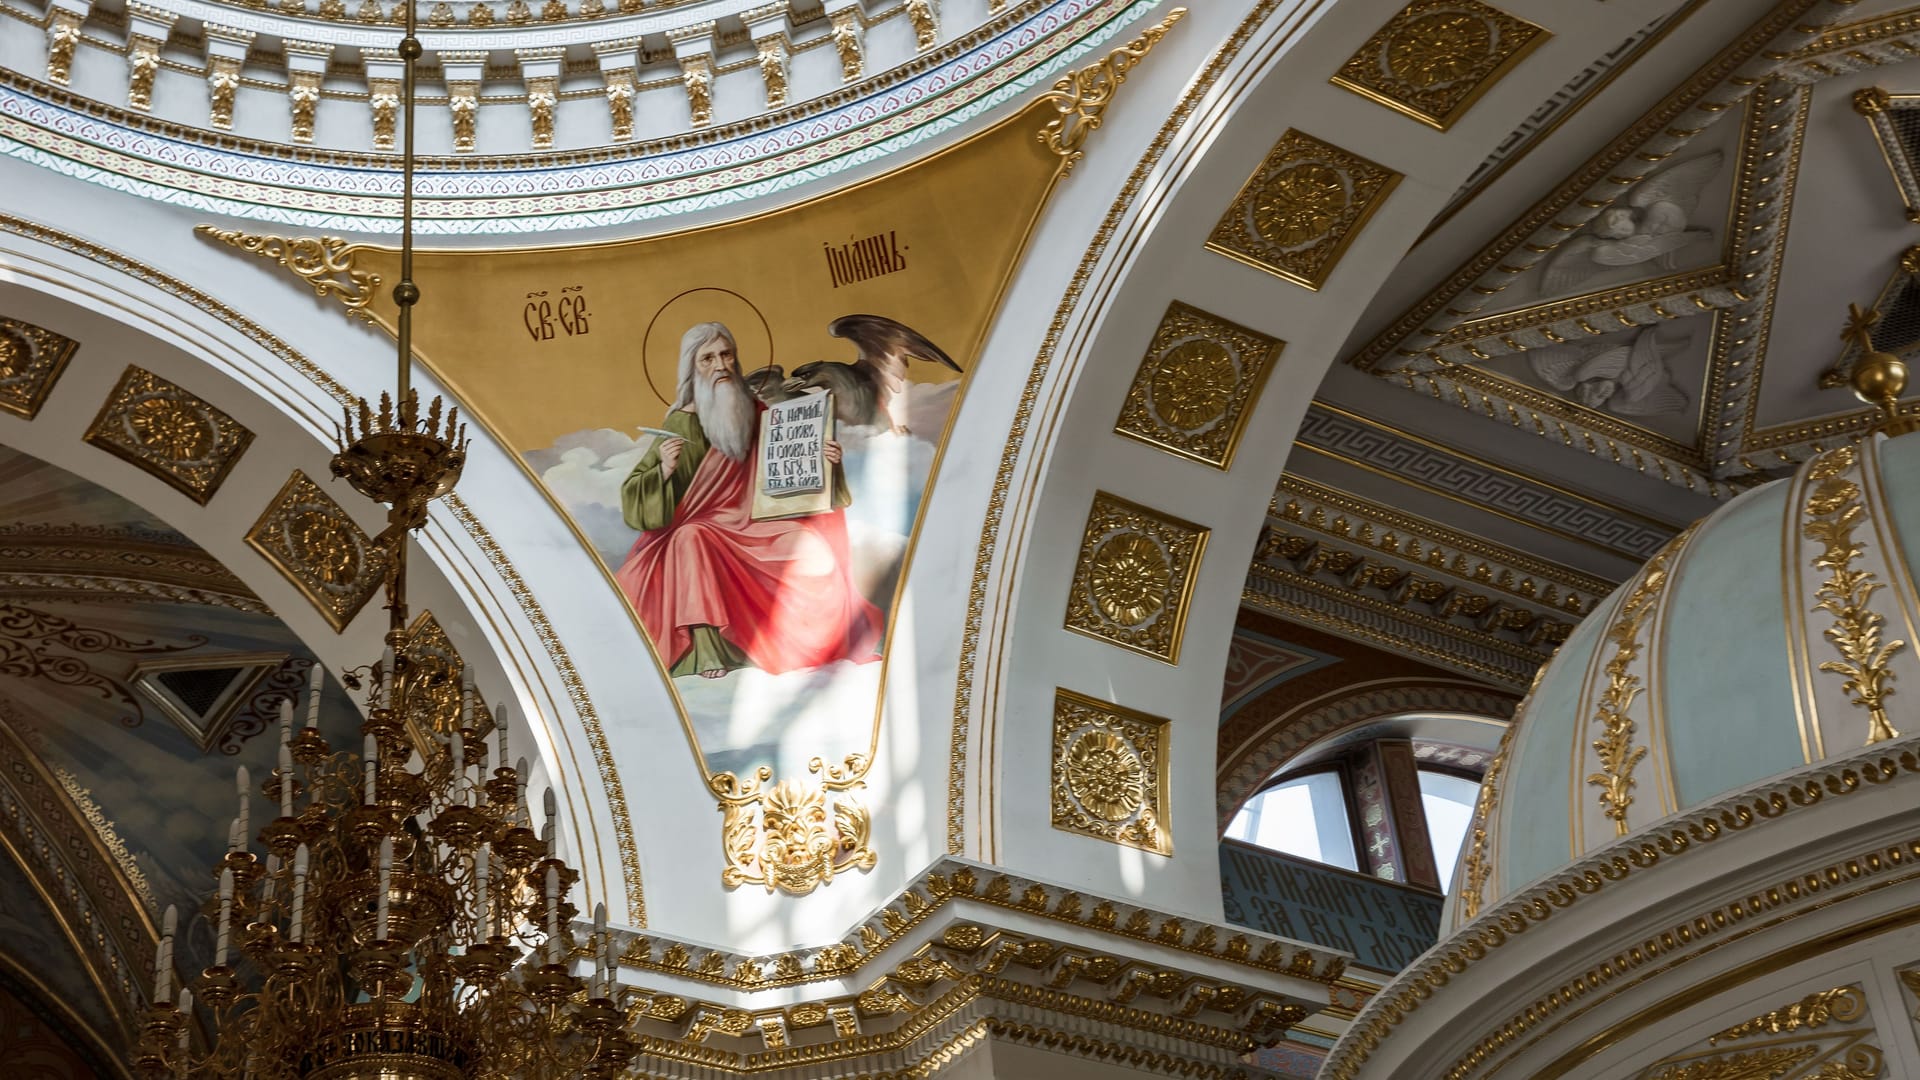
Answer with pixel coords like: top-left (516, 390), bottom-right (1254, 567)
top-left (1416, 767), bottom-right (1480, 893)
top-left (1223, 768), bottom-right (1358, 872)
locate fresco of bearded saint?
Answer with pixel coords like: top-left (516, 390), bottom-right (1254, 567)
top-left (613, 321), bottom-right (884, 679)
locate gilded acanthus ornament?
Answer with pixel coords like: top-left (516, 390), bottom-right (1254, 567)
top-left (1803, 445), bottom-right (1905, 744)
top-left (756, 37), bottom-right (789, 109)
top-left (681, 57), bottom-right (713, 129)
top-left (288, 70), bottom-right (323, 144)
top-left (1087, 534), bottom-right (1171, 627)
top-left (1114, 301), bottom-right (1281, 469)
top-left (428, 0), bottom-right (454, 23)
top-left (1207, 129), bottom-right (1402, 290)
top-left (45, 9), bottom-right (83, 86)
top-left (467, 2), bottom-right (492, 25)
top-left (506, 0), bottom-right (531, 23)
top-left (1037, 8), bottom-right (1186, 174)
top-left (1051, 690), bottom-right (1170, 855)
top-left (83, 365), bottom-right (255, 505)
top-left (830, 9), bottom-right (864, 83)
top-left (1331, 0), bottom-right (1548, 130)
top-left (1708, 986), bottom-right (1864, 1044)
top-left (208, 57), bottom-right (243, 130)
top-left (368, 78), bottom-right (400, 149)
top-left (194, 227), bottom-right (380, 322)
top-left (714, 756), bottom-right (876, 895)
top-left (0, 316), bottom-right (79, 420)
top-left (1065, 492), bottom-right (1208, 663)
top-left (905, 0), bottom-right (938, 52)
top-left (527, 75), bottom-right (558, 149)
top-left (245, 471), bottom-right (386, 632)
top-left (604, 68), bottom-right (635, 141)
top-left (128, 36), bottom-right (162, 110)
top-left (1587, 527), bottom-right (1690, 836)
top-left (449, 81), bottom-right (480, 152)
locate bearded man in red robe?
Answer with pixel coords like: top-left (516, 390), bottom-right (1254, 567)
top-left (615, 322), bottom-right (884, 679)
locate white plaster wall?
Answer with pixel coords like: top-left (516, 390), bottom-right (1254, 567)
top-left (965, 0), bottom-right (1685, 922)
top-left (0, 0), bottom-right (1684, 955)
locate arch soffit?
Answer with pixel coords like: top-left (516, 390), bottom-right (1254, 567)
top-left (960, 0), bottom-right (1661, 883)
top-left (0, 238), bottom-right (645, 925)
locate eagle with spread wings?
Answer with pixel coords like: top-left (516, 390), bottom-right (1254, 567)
top-left (762, 315), bottom-right (961, 434)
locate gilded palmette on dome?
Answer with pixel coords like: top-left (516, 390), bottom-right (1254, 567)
top-left (131, 0), bottom-right (630, 1072)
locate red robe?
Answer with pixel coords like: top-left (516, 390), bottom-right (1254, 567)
top-left (614, 427), bottom-right (883, 676)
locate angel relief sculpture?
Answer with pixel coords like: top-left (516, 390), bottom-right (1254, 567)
top-left (1539, 152), bottom-right (1724, 297)
top-left (1526, 327), bottom-right (1688, 418)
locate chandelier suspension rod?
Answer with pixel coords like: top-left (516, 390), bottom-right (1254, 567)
top-left (395, 0), bottom-right (421, 404)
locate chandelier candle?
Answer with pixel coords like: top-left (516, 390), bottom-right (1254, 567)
top-left (154, 904), bottom-right (175, 1002)
top-left (305, 663), bottom-right (323, 729)
top-left (290, 843), bottom-right (307, 943)
top-left (363, 734), bottom-right (377, 804)
top-left (474, 843), bottom-right (490, 938)
top-left (214, 867), bottom-right (233, 968)
top-left (234, 766), bottom-right (249, 851)
top-left (376, 836), bottom-right (393, 942)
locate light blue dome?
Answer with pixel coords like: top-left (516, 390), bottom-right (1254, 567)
top-left (1448, 432), bottom-right (1920, 928)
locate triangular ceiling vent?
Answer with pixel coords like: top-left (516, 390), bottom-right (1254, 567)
top-left (131, 653), bottom-right (287, 754)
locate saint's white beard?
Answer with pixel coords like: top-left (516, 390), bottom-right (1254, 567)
top-left (693, 371), bottom-right (757, 462)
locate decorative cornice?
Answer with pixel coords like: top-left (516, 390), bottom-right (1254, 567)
top-left (606, 923), bottom-right (1317, 1072)
top-left (1321, 739), bottom-right (1920, 1080)
top-left (1294, 404), bottom-right (1680, 562)
top-left (0, 0), bottom-right (1153, 232)
top-left (0, 524), bottom-right (267, 612)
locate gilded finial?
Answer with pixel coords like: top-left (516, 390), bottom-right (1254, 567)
top-left (1843, 303), bottom-right (1920, 436)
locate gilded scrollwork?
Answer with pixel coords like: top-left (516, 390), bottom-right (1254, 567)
top-left (1457, 666), bottom-right (1533, 920)
top-left (1050, 689), bottom-right (1170, 855)
top-left (83, 365), bottom-right (255, 505)
top-left (1708, 986), bottom-right (1864, 1044)
top-left (396, 611), bottom-right (492, 761)
top-left (1331, 0), bottom-right (1548, 131)
top-left (1114, 301), bottom-right (1282, 469)
top-left (713, 756), bottom-right (876, 895)
top-left (1587, 526), bottom-right (1692, 836)
top-left (1037, 8), bottom-right (1186, 174)
top-left (1803, 446), bottom-right (1905, 744)
top-left (193, 227), bottom-right (380, 322)
top-left (1206, 129), bottom-right (1402, 290)
top-left (1064, 492), bottom-right (1208, 663)
top-left (245, 471), bottom-right (386, 632)
top-left (0, 316), bottom-right (79, 420)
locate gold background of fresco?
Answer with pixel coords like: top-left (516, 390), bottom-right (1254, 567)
top-left (322, 103), bottom-right (1068, 781)
top-left (348, 110), bottom-right (1059, 452)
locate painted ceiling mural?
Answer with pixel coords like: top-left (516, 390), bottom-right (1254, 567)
top-left (201, 75), bottom-right (1127, 892)
top-left (0, 445), bottom-right (366, 1029)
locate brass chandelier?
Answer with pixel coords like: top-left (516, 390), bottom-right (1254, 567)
top-left (129, 3), bottom-right (638, 1075)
